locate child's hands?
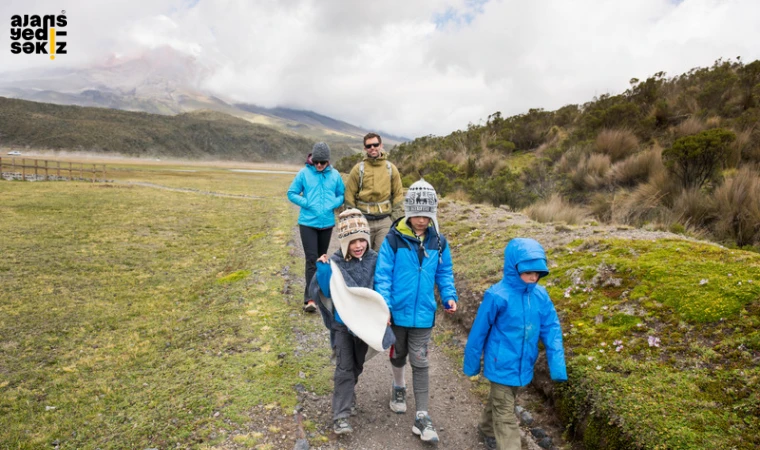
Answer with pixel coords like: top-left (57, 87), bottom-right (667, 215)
top-left (444, 300), bottom-right (457, 314)
top-left (316, 254), bottom-right (329, 263)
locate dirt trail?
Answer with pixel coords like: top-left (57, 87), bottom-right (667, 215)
top-left (288, 226), bottom-right (568, 450)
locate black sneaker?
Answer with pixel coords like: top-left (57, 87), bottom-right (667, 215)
top-left (478, 425), bottom-right (497, 450)
top-left (412, 412), bottom-right (439, 443)
top-left (334, 417), bottom-right (353, 434)
top-left (303, 300), bottom-right (317, 313)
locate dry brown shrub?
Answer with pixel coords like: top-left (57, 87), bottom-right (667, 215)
top-left (610, 147), bottom-right (664, 187)
top-left (570, 153), bottom-right (611, 190)
top-left (555, 145), bottom-right (588, 175)
top-left (523, 194), bottom-right (588, 225)
top-left (595, 129), bottom-right (640, 162)
top-left (610, 170), bottom-right (678, 225)
top-left (673, 117), bottom-right (706, 138)
top-left (589, 193), bottom-right (613, 223)
top-left (446, 188), bottom-right (471, 203)
top-left (671, 188), bottom-right (716, 229)
top-left (705, 116), bottom-right (721, 128)
top-left (475, 149), bottom-right (507, 176)
top-left (443, 150), bottom-right (467, 167)
top-left (730, 128), bottom-right (753, 166)
top-left (712, 167), bottom-right (760, 247)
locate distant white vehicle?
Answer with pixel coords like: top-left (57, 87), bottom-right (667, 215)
top-left (7, 151), bottom-right (21, 156)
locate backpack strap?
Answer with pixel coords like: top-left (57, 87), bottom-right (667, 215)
top-left (359, 161), bottom-right (365, 192)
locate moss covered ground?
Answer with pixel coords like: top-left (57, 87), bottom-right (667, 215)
top-left (438, 200), bottom-right (760, 450)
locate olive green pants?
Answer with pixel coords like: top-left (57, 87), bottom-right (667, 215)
top-left (480, 382), bottom-right (520, 450)
top-left (367, 216), bottom-right (392, 252)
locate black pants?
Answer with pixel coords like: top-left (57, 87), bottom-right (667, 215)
top-left (332, 324), bottom-right (368, 420)
top-left (299, 225), bottom-right (333, 304)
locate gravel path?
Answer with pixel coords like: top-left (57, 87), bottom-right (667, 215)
top-left (287, 224), bottom-right (561, 450)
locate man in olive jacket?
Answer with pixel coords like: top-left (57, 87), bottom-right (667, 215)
top-left (344, 133), bottom-right (404, 252)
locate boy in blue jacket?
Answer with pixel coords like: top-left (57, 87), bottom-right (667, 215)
top-left (374, 179), bottom-right (458, 443)
top-left (464, 238), bottom-right (567, 450)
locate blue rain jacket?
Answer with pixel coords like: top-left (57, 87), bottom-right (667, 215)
top-left (287, 163), bottom-right (345, 229)
top-left (374, 218), bottom-right (458, 328)
top-left (463, 238), bottom-right (567, 386)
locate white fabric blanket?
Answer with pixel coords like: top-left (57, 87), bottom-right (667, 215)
top-left (329, 259), bottom-right (390, 352)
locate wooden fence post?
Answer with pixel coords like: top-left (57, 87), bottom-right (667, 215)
top-left (57, 161), bottom-right (61, 179)
top-left (45, 160), bottom-right (49, 180)
top-left (22, 158), bottom-right (26, 181)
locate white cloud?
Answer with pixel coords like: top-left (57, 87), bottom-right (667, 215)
top-left (1, 0), bottom-right (759, 138)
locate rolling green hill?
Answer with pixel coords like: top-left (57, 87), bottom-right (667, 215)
top-left (0, 97), bottom-right (353, 163)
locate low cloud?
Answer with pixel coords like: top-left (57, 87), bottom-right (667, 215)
top-left (2, 0), bottom-right (759, 138)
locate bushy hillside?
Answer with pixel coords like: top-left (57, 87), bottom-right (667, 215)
top-left (0, 97), bottom-right (354, 163)
top-left (380, 58), bottom-right (760, 250)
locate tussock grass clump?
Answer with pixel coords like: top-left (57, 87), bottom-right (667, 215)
top-left (594, 129), bottom-right (640, 162)
top-left (671, 188), bottom-right (715, 230)
top-left (475, 148), bottom-right (508, 176)
top-left (570, 153), bottom-right (611, 190)
top-left (673, 116), bottom-right (706, 137)
top-left (610, 171), bottom-right (678, 226)
top-left (712, 167), bottom-right (760, 247)
top-left (524, 194), bottom-right (588, 225)
top-left (609, 147), bottom-right (664, 187)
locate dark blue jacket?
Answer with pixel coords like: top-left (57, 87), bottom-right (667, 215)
top-left (463, 238), bottom-right (567, 386)
top-left (374, 218), bottom-right (457, 328)
top-left (314, 248), bottom-right (378, 326)
top-left (287, 163), bottom-right (344, 229)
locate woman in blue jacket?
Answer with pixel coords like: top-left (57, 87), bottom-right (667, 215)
top-left (287, 142), bottom-right (345, 312)
top-left (464, 238), bottom-right (567, 450)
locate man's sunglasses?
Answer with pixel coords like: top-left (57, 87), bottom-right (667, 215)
top-left (364, 143), bottom-right (381, 149)
top-left (314, 160), bottom-right (329, 166)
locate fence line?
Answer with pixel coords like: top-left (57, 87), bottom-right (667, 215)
top-left (0, 157), bottom-right (106, 182)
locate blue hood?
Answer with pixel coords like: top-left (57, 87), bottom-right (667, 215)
top-left (503, 238), bottom-right (549, 290)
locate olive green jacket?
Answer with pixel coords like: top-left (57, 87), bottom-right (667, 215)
top-left (344, 152), bottom-right (404, 220)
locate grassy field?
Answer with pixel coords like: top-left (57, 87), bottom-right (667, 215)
top-left (0, 163), bottom-right (332, 449)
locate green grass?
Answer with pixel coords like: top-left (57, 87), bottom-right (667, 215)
top-left (0, 167), bottom-right (332, 449)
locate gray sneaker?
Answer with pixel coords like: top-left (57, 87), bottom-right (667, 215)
top-left (389, 385), bottom-right (407, 413)
top-left (412, 412), bottom-right (439, 443)
top-left (334, 417), bottom-right (353, 434)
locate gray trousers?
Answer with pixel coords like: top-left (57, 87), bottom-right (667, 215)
top-left (389, 326), bottom-right (432, 412)
top-left (480, 382), bottom-right (520, 450)
top-left (332, 324), bottom-right (368, 420)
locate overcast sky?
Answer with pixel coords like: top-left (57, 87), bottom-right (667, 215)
top-left (2, 0), bottom-right (759, 138)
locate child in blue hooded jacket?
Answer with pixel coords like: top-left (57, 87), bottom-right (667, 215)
top-left (374, 179), bottom-right (458, 444)
top-left (464, 238), bottom-right (567, 450)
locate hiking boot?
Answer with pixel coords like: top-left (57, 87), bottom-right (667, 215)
top-left (478, 425), bottom-right (497, 450)
top-left (389, 385), bottom-right (407, 413)
top-left (333, 417), bottom-right (353, 434)
top-left (303, 300), bottom-right (317, 313)
top-left (412, 412), bottom-right (439, 443)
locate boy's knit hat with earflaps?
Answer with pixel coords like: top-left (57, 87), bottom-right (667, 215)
top-left (404, 179), bottom-right (439, 232)
top-left (337, 208), bottom-right (371, 259)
